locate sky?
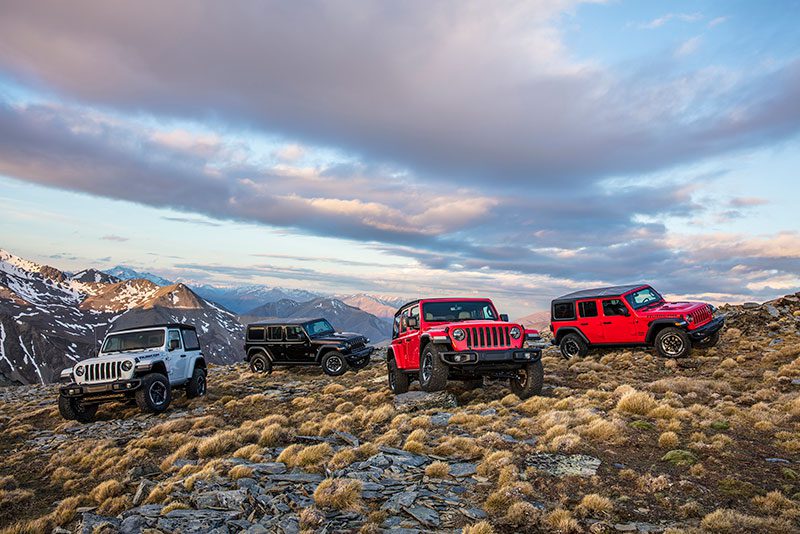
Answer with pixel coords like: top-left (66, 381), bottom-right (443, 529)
top-left (0, 0), bottom-right (798, 317)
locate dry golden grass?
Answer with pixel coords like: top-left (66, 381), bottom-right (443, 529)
top-left (544, 508), bottom-right (580, 533)
top-left (575, 493), bottom-right (613, 517)
top-left (89, 480), bottom-right (123, 503)
top-left (461, 521), bottom-right (495, 534)
top-left (616, 390), bottom-right (658, 415)
top-left (160, 501), bottom-right (190, 515)
top-left (658, 431), bottom-right (680, 448)
top-left (424, 461), bottom-right (450, 478)
top-left (97, 495), bottom-right (130, 516)
top-left (312, 478), bottom-right (362, 511)
top-left (477, 451), bottom-right (513, 478)
top-left (228, 465), bottom-right (254, 480)
top-left (299, 506), bottom-right (325, 529)
top-left (259, 423), bottom-right (291, 446)
top-left (700, 508), bottom-right (792, 533)
top-left (503, 500), bottom-right (542, 527)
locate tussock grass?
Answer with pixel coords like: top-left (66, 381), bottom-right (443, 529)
top-left (313, 478), bottom-right (362, 511)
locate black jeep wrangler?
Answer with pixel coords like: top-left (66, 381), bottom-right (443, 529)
top-left (244, 317), bottom-right (374, 376)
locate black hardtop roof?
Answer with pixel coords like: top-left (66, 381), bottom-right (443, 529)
top-left (248, 317), bottom-right (324, 327)
top-left (110, 323), bottom-right (196, 333)
top-left (553, 284), bottom-right (649, 302)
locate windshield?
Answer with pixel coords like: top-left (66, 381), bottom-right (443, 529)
top-left (102, 329), bottom-right (165, 353)
top-left (422, 301), bottom-right (497, 322)
top-left (625, 287), bottom-right (663, 309)
top-left (305, 319), bottom-right (335, 337)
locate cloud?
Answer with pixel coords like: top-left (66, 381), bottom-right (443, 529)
top-left (100, 235), bottom-right (129, 242)
top-left (729, 196), bottom-right (768, 208)
top-left (675, 36), bottom-right (702, 58)
top-left (640, 12), bottom-right (703, 30)
top-left (0, 1), bottom-right (798, 188)
top-left (161, 216), bottom-right (222, 227)
top-left (273, 144), bottom-right (305, 162)
top-left (707, 16), bottom-right (729, 28)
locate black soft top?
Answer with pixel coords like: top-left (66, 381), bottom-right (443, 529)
top-left (553, 285), bottom-right (648, 302)
top-left (109, 323), bottom-right (196, 333)
top-left (248, 317), bottom-right (324, 327)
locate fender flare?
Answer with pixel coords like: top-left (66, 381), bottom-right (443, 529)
top-left (645, 319), bottom-right (687, 344)
top-left (190, 357), bottom-right (207, 374)
top-left (246, 347), bottom-right (273, 362)
top-left (554, 327), bottom-right (589, 345)
top-left (315, 344), bottom-right (343, 363)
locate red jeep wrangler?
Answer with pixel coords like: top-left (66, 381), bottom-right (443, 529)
top-left (550, 284), bottom-right (724, 359)
top-left (387, 298), bottom-right (544, 399)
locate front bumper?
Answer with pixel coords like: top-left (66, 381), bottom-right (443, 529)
top-left (440, 348), bottom-right (541, 366)
top-left (688, 315), bottom-right (725, 342)
top-left (60, 379), bottom-right (142, 398)
top-left (344, 346), bottom-right (375, 364)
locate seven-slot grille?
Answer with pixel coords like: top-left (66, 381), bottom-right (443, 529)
top-left (81, 361), bottom-right (124, 383)
top-left (689, 305), bottom-right (712, 325)
top-left (464, 325), bottom-right (514, 349)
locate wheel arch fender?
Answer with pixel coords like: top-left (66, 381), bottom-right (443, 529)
top-left (315, 344), bottom-right (342, 362)
top-left (646, 319), bottom-right (686, 344)
top-left (555, 327), bottom-right (589, 345)
top-left (247, 347), bottom-right (273, 361)
top-left (191, 357), bottom-right (207, 374)
top-left (146, 360), bottom-right (168, 377)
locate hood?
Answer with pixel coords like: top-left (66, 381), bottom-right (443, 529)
top-left (311, 332), bottom-right (367, 344)
top-left (638, 301), bottom-right (708, 318)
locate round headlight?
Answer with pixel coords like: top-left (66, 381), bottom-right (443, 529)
top-left (74, 365), bottom-right (85, 377)
top-left (121, 360), bottom-right (133, 372)
top-left (452, 328), bottom-right (465, 341)
top-left (510, 327), bottom-right (521, 339)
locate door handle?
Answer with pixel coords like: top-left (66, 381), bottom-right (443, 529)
top-left (580, 322), bottom-right (589, 326)
top-left (180, 354), bottom-right (186, 358)
top-left (603, 321), bottom-right (612, 325)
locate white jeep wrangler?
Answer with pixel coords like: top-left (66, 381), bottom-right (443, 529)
top-left (58, 323), bottom-right (207, 423)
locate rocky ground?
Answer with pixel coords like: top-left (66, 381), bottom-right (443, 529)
top-left (1, 296), bottom-right (799, 533)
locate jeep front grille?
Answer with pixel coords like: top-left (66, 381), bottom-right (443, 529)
top-left (690, 306), bottom-right (712, 325)
top-left (83, 361), bottom-right (123, 383)
top-left (464, 325), bottom-right (514, 349)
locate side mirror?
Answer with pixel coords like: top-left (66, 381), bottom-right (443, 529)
top-left (500, 314), bottom-right (509, 322)
top-left (169, 339), bottom-right (180, 351)
top-left (406, 317), bottom-right (419, 329)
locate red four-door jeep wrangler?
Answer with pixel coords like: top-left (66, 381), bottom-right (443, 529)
top-left (387, 298), bottom-right (544, 399)
top-left (550, 284), bottom-right (724, 359)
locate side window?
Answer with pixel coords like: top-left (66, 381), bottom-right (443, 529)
top-left (602, 299), bottom-right (628, 316)
top-left (553, 302), bottom-right (576, 321)
top-left (182, 329), bottom-right (201, 350)
top-left (578, 301), bottom-right (598, 318)
top-left (267, 326), bottom-right (283, 341)
top-left (400, 308), bottom-right (410, 333)
top-left (285, 326), bottom-right (304, 341)
top-left (168, 330), bottom-right (182, 350)
top-left (410, 305), bottom-right (419, 324)
top-left (393, 315), bottom-right (400, 339)
top-left (247, 327), bottom-right (266, 341)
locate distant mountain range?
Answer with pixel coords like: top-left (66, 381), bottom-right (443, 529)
top-left (0, 250), bottom-right (398, 385)
top-left (242, 297), bottom-right (392, 343)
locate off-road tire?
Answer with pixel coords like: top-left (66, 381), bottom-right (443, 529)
top-left (509, 360), bottom-right (544, 399)
top-left (321, 352), bottom-right (348, 377)
top-left (185, 367), bottom-right (207, 399)
top-left (655, 327), bottom-right (691, 358)
top-left (387, 356), bottom-right (410, 394)
top-left (694, 330), bottom-right (720, 349)
top-left (249, 352), bottom-right (272, 374)
top-left (135, 373), bottom-right (172, 413)
top-left (58, 395), bottom-right (98, 423)
top-left (350, 356), bottom-right (371, 370)
top-left (559, 333), bottom-right (588, 359)
top-left (419, 343), bottom-right (449, 392)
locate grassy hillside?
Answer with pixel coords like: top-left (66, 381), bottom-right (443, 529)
top-left (0, 296), bottom-right (798, 533)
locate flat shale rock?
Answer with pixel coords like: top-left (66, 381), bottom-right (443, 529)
top-left (526, 453), bottom-right (601, 477)
top-left (393, 390), bottom-right (458, 412)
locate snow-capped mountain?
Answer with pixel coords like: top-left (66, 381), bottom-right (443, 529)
top-left (193, 284), bottom-right (320, 313)
top-left (336, 293), bottom-right (407, 318)
top-left (0, 250), bottom-right (243, 385)
top-left (104, 265), bottom-right (173, 286)
top-left (243, 297), bottom-right (391, 342)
